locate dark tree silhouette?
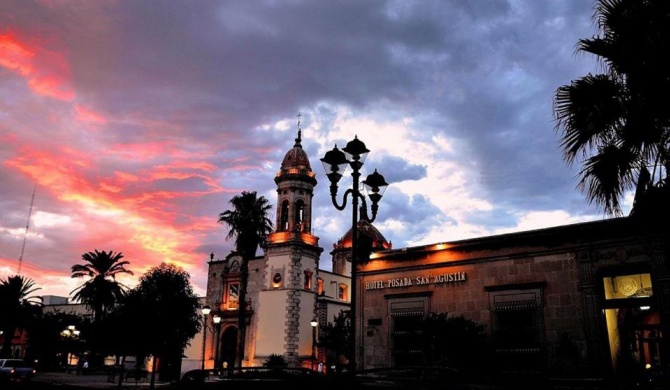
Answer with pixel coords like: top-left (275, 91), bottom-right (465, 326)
top-left (115, 262), bottom-right (201, 388)
top-left (318, 311), bottom-right (351, 373)
top-left (70, 250), bottom-right (133, 367)
top-left (553, 0), bottom-right (670, 217)
top-left (0, 275), bottom-right (42, 358)
top-left (218, 191), bottom-right (273, 367)
top-left (26, 311), bottom-right (89, 370)
top-left (70, 250), bottom-right (133, 322)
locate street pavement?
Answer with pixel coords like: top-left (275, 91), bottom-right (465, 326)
top-left (28, 371), bottom-right (171, 389)
top-left (22, 370), bottom-right (622, 390)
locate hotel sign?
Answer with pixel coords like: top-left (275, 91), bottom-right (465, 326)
top-left (365, 272), bottom-right (467, 290)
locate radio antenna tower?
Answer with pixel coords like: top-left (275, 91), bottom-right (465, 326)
top-left (18, 185), bottom-right (36, 275)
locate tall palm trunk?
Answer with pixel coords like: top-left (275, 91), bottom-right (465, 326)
top-left (235, 258), bottom-right (249, 367)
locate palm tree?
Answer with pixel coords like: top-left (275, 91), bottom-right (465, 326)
top-left (553, 0), bottom-right (670, 217)
top-left (70, 250), bottom-right (133, 322)
top-left (218, 191), bottom-right (273, 367)
top-left (0, 275), bottom-right (42, 358)
top-left (318, 311), bottom-right (351, 373)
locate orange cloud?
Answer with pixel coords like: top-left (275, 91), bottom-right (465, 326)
top-left (0, 33), bottom-right (35, 76)
top-left (115, 171), bottom-right (140, 183)
top-left (3, 144), bottom-right (210, 296)
top-left (99, 182), bottom-right (123, 193)
top-left (0, 32), bottom-right (74, 101)
top-left (4, 148), bottom-right (77, 190)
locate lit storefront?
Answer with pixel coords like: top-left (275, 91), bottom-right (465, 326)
top-left (357, 217), bottom-right (669, 379)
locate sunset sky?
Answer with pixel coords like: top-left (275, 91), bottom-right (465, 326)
top-left (0, 1), bottom-right (624, 299)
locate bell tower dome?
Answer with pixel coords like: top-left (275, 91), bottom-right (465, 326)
top-left (267, 118), bottom-right (318, 247)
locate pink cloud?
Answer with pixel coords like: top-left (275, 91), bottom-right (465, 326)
top-left (0, 32), bottom-right (75, 101)
top-left (74, 104), bottom-right (108, 125)
top-left (0, 33), bottom-right (35, 76)
top-left (106, 141), bottom-right (176, 161)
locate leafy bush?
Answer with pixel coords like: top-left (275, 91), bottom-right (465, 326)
top-left (420, 312), bottom-right (492, 373)
top-left (263, 353), bottom-right (288, 367)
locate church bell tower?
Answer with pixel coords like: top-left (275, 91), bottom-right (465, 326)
top-left (254, 117), bottom-right (323, 366)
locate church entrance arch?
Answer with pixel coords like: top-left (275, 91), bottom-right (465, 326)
top-left (219, 326), bottom-right (238, 369)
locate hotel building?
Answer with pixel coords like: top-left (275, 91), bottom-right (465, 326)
top-left (202, 128), bottom-right (668, 380)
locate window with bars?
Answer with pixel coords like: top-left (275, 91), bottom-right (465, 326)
top-left (493, 302), bottom-right (540, 348)
top-left (391, 314), bottom-right (423, 366)
top-left (389, 299), bottom-right (428, 367)
top-left (487, 284), bottom-right (545, 376)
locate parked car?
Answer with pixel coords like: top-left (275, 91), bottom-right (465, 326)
top-left (0, 359), bottom-right (37, 382)
top-left (175, 366), bottom-right (327, 389)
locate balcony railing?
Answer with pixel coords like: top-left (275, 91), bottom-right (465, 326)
top-left (213, 300), bottom-right (251, 313)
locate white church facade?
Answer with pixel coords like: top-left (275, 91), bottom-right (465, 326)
top-left (199, 128), bottom-right (390, 371)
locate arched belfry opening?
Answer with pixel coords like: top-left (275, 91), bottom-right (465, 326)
top-left (294, 199), bottom-right (305, 231)
top-left (277, 197), bottom-right (308, 232)
top-left (280, 200), bottom-right (290, 231)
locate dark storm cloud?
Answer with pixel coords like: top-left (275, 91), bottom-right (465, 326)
top-left (0, 0), bottom-right (611, 296)
top-left (372, 155), bottom-right (427, 183)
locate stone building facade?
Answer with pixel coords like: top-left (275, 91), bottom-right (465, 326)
top-left (358, 217), bottom-right (669, 379)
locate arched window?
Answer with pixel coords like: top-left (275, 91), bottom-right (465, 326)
top-left (280, 200), bottom-right (289, 231)
top-left (304, 270), bottom-right (313, 290)
top-left (317, 278), bottom-right (324, 295)
top-left (338, 284), bottom-right (348, 301)
top-left (294, 200), bottom-right (305, 230)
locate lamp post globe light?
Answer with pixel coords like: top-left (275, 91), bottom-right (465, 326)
top-left (212, 314), bottom-right (221, 370)
top-left (201, 305), bottom-right (211, 370)
top-left (61, 325), bottom-right (81, 366)
top-left (310, 318), bottom-right (318, 370)
top-left (320, 136), bottom-right (388, 370)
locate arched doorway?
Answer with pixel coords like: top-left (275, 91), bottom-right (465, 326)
top-left (219, 326), bottom-right (238, 369)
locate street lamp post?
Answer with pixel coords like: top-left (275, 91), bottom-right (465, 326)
top-left (212, 315), bottom-right (221, 370)
top-left (201, 305), bottom-right (211, 370)
top-left (321, 136), bottom-right (388, 371)
top-left (310, 318), bottom-right (318, 370)
top-left (61, 325), bottom-right (81, 367)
